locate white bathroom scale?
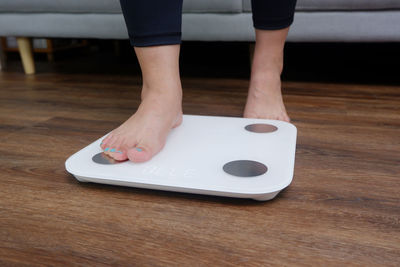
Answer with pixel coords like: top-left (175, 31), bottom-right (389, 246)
top-left (65, 115), bottom-right (297, 201)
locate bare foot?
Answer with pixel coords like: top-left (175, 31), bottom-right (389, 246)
top-left (100, 85), bottom-right (182, 162)
top-left (243, 71), bottom-right (290, 122)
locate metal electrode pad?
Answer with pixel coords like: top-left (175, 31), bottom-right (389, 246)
top-left (92, 152), bottom-right (123, 165)
top-left (223, 160), bottom-right (268, 177)
top-left (245, 124), bottom-right (278, 133)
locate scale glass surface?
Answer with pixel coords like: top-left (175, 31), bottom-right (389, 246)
top-left (65, 115), bottom-right (297, 201)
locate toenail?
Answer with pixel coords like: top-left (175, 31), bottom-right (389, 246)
top-left (136, 147), bottom-right (143, 152)
top-left (104, 147), bottom-right (110, 152)
top-left (117, 150), bottom-right (123, 154)
top-left (110, 148), bottom-right (116, 152)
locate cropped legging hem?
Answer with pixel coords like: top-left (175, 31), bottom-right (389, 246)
top-left (129, 32), bottom-right (182, 47)
top-left (253, 15), bottom-right (294, 30)
top-left (120, 0), bottom-right (297, 47)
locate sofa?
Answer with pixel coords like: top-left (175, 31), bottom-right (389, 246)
top-left (1, 0), bottom-right (399, 74)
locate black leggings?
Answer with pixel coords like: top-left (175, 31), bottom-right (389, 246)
top-left (119, 0), bottom-right (297, 47)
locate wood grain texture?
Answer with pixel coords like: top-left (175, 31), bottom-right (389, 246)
top-left (0, 68), bottom-right (399, 266)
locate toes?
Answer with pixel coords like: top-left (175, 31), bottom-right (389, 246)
top-left (103, 147), bottom-right (128, 161)
top-left (100, 140), bottom-right (107, 150)
top-left (127, 146), bottom-right (153, 163)
top-left (108, 148), bottom-right (128, 161)
top-left (101, 136), bottom-right (129, 161)
top-left (102, 134), bottom-right (118, 153)
top-left (100, 134), bottom-right (113, 149)
top-left (281, 113), bottom-right (291, 123)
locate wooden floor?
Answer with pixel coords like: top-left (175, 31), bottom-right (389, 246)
top-left (1, 51), bottom-right (399, 265)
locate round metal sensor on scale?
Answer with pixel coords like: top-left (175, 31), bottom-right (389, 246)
top-left (92, 152), bottom-right (124, 165)
top-left (223, 160), bottom-right (268, 177)
top-left (245, 123), bottom-right (278, 133)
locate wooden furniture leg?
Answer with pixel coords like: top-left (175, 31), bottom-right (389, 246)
top-left (17, 37), bottom-right (35, 74)
top-left (46, 39), bottom-right (54, 62)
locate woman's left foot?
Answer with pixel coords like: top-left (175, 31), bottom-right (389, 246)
top-left (243, 71), bottom-right (290, 122)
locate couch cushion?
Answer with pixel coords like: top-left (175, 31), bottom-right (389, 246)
top-left (0, 0), bottom-right (122, 13)
top-left (183, 0), bottom-right (242, 13)
top-left (243, 0), bottom-right (400, 12)
top-left (0, 0), bottom-right (242, 13)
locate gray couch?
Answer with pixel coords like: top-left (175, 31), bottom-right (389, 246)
top-left (1, 0), bottom-right (400, 73)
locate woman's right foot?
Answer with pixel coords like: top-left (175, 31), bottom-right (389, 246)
top-left (100, 84), bottom-right (183, 163)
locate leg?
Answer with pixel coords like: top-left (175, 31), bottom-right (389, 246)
top-left (101, 0), bottom-right (183, 163)
top-left (244, 28), bottom-right (290, 122)
top-left (244, 0), bottom-right (297, 122)
top-left (16, 37), bottom-right (35, 74)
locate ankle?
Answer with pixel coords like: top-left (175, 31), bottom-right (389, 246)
top-left (141, 82), bottom-right (182, 102)
top-left (250, 70), bottom-right (281, 91)
top-left (251, 61), bottom-right (282, 77)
